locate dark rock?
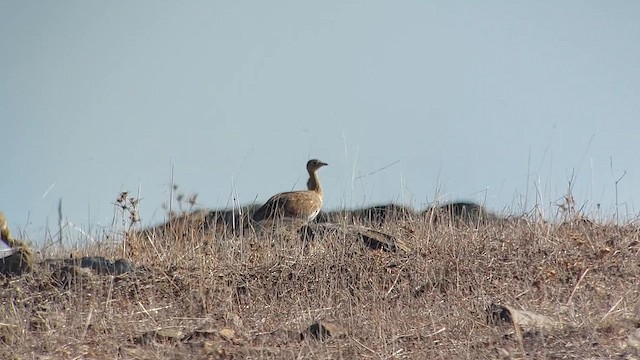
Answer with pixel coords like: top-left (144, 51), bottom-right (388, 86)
top-left (204, 205), bottom-right (260, 234)
top-left (51, 265), bottom-right (92, 288)
top-left (424, 201), bottom-right (497, 224)
top-left (0, 211), bottom-right (34, 277)
top-left (42, 256), bottom-right (137, 278)
top-left (0, 248), bottom-right (33, 277)
top-left (301, 223), bottom-right (410, 252)
top-left (301, 321), bottom-right (345, 341)
top-left (317, 203), bottom-right (415, 225)
top-left (486, 303), bottom-right (564, 332)
top-left (136, 205), bottom-right (261, 238)
top-left (79, 256), bottom-right (135, 275)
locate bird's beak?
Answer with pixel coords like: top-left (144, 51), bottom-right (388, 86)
top-left (320, 162), bottom-right (328, 166)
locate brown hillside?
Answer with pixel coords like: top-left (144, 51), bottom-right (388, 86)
top-left (1, 210), bottom-right (640, 359)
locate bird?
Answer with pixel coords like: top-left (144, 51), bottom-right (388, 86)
top-left (252, 159), bottom-right (328, 224)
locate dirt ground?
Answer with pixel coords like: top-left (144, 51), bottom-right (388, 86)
top-left (1, 210), bottom-right (640, 359)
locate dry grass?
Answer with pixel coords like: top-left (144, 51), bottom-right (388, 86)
top-left (2, 210), bottom-right (640, 359)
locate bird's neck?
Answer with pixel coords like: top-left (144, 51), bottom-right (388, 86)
top-left (307, 169), bottom-right (323, 196)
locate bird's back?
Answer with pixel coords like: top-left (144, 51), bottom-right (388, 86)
top-left (252, 190), bottom-right (323, 223)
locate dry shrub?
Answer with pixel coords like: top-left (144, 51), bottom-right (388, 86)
top-left (1, 212), bottom-right (640, 359)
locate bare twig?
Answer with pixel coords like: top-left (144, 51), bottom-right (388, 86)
top-left (352, 337), bottom-right (383, 359)
top-left (354, 160), bottom-right (400, 181)
top-left (600, 297), bottom-right (624, 323)
top-left (566, 267), bottom-right (590, 305)
top-left (81, 307), bottom-right (94, 340)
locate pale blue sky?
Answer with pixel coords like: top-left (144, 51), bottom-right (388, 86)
top-left (1, 1), bottom-right (639, 243)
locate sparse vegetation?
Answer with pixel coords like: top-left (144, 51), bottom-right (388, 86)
top-left (1, 193), bottom-right (640, 359)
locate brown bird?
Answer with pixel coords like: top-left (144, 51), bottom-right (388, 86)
top-left (252, 159), bottom-right (328, 223)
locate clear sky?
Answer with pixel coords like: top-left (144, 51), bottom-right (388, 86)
top-left (1, 1), bottom-right (639, 244)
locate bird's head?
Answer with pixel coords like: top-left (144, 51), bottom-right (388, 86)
top-left (307, 159), bottom-right (328, 172)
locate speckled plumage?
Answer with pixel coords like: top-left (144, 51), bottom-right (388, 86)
top-left (252, 159), bottom-right (328, 223)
